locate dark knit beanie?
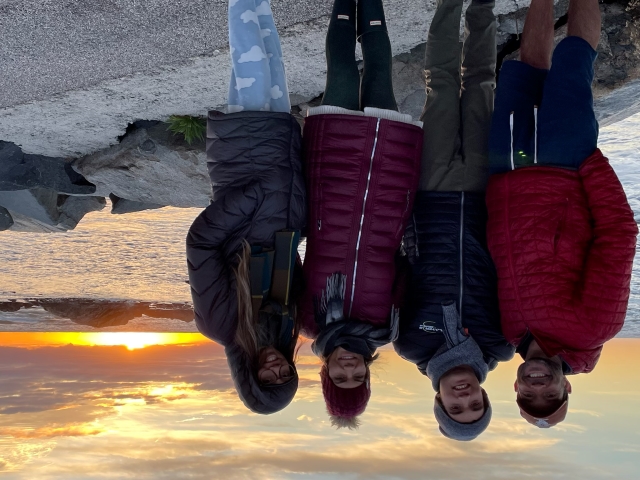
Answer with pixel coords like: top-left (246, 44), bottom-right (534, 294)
top-left (320, 366), bottom-right (371, 418)
top-left (434, 389), bottom-right (492, 441)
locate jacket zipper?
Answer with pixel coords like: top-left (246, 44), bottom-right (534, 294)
top-left (458, 192), bottom-right (464, 323)
top-left (317, 183), bottom-right (322, 230)
top-left (348, 118), bottom-right (381, 317)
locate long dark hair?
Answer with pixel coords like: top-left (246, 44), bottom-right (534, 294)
top-left (233, 240), bottom-right (301, 369)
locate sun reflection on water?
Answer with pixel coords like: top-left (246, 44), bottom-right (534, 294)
top-left (0, 332), bottom-right (208, 349)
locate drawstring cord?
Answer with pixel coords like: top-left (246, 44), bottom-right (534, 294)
top-left (510, 107), bottom-right (538, 170)
top-left (509, 112), bottom-right (515, 171)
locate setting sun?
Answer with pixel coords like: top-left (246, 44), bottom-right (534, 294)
top-left (0, 332), bottom-right (208, 349)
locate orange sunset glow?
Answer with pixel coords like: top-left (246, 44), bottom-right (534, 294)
top-left (0, 332), bottom-right (209, 350)
top-left (0, 336), bottom-right (638, 479)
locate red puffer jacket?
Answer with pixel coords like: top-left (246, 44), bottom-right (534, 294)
top-left (298, 114), bottom-right (423, 338)
top-left (486, 150), bottom-right (638, 373)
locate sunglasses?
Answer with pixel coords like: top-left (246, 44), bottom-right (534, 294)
top-left (259, 364), bottom-right (295, 385)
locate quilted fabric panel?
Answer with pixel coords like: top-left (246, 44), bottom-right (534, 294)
top-left (394, 192), bottom-right (513, 372)
top-left (187, 111), bottom-right (306, 344)
top-left (486, 150), bottom-right (638, 372)
top-left (298, 115), bottom-right (422, 337)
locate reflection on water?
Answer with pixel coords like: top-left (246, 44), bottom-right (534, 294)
top-left (1, 332), bottom-right (207, 349)
top-left (0, 199), bottom-right (200, 304)
top-left (0, 299), bottom-right (195, 332)
top-left (0, 335), bottom-right (638, 479)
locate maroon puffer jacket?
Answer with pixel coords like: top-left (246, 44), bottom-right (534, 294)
top-left (486, 150), bottom-right (638, 373)
top-left (298, 114), bottom-right (423, 338)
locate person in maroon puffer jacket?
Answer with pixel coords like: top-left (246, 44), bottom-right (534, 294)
top-left (297, 0), bottom-right (423, 429)
top-left (486, 0), bottom-right (638, 428)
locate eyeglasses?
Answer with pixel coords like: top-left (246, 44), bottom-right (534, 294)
top-left (259, 364), bottom-right (295, 385)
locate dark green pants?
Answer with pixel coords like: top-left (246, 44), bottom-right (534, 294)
top-left (420, 0), bottom-right (496, 192)
top-left (321, 0), bottom-right (398, 111)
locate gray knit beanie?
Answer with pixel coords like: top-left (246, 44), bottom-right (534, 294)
top-left (434, 390), bottom-right (492, 441)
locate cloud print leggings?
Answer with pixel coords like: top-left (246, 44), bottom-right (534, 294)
top-left (227, 0), bottom-right (291, 113)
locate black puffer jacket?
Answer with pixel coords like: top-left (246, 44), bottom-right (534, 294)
top-left (393, 191), bottom-right (514, 374)
top-left (186, 111), bottom-right (305, 413)
top-left (187, 110), bottom-right (305, 344)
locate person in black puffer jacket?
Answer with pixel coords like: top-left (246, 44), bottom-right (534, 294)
top-left (394, 0), bottom-right (514, 441)
top-left (186, 0), bottom-right (306, 415)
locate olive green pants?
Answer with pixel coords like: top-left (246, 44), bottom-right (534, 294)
top-left (419, 0), bottom-right (496, 192)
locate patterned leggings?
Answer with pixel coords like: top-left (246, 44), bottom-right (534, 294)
top-left (227, 0), bottom-right (291, 113)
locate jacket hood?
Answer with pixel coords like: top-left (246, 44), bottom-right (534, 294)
top-left (224, 343), bottom-right (298, 414)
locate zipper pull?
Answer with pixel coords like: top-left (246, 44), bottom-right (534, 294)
top-left (317, 219), bottom-right (321, 230)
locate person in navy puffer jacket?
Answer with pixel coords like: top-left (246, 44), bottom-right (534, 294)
top-left (393, 0), bottom-right (514, 442)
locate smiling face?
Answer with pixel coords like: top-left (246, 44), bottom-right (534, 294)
top-left (327, 346), bottom-right (367, 389)
top-left (515, 358), bottom-right (571, 415)
top-left (257, 346), bottom-right (293, 385)
top-left (437, 365), bottom-right (485, 424)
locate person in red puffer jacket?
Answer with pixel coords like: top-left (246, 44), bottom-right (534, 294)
top-left (297, 0), bottom-right (423, 429)
top-left (486, 0), bottom-right (638, 429)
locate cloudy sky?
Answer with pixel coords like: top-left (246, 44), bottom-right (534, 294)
top-left (0, 334), bottom-right (638, 479)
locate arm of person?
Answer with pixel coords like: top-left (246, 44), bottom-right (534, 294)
top-left (559, 345), bottom-right (602, 374)
top-left (576, 152), bottom-right (638, 338)
top-left (186, 184), bottom-right (263, 346)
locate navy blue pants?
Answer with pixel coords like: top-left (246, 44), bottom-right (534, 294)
top-left (489, 36), bottom-right (599, 173)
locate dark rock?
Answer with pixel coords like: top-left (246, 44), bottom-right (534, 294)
top-left (0, 300), bottom-right (31, 312)
top-left (0, 141), bottom-right (96, 195)
top-left (0, 188), bottom-right (105, 232)
top-left (58, 195), bottom-right (106, 229)
top-left (0, 206), bottom-right (13, 231)
top-left (36, 298), bottom-right (194, 328)
top-left (109, 193), bottom-right (164, 214)
top-left (139, 139), bottom-right (156, 153)
top-left (0, 188), bottom-right (60, 226)
top-left (592, 1), bottom-right (640, 98)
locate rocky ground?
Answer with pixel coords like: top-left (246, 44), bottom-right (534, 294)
top-left (1, 0), bottom-right (639, 230)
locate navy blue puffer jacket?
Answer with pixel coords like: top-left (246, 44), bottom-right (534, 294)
top-left (393, 191), bottom-right (514, 374)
